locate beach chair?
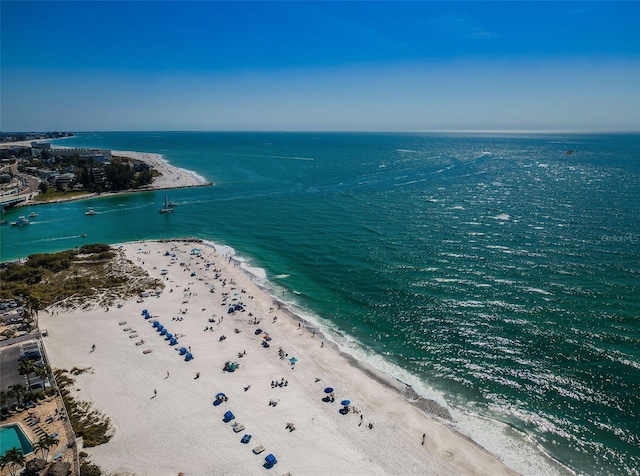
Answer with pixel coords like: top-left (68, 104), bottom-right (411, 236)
top-left (223, 411), bottom-right (235, 422)
top-left (264, 454), bottom-right (277, 469)
top-left (123, 327), bottom-right (131, 331)
top-left (252, 445), bottom-right (265, 454)
top-left (143, 349), bottom-right (153, 354)
top-left (232, 423), bottom-right (245, 433)
top-left (129, 334), bottom-right (138, 339)
top-left (119, 321), bottom-right (127, 325)
top-left (241, 434), bottom-right (251, 444)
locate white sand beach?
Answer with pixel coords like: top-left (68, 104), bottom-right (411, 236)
top-left (41, 240), bottom-right (517, 476)
top-left (111, 150), bottom-right (211, 190)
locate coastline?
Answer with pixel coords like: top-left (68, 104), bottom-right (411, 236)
top-left (41, 238), bottom-right (518, 475)
top-left (2, 144), bottom-right (213, 209)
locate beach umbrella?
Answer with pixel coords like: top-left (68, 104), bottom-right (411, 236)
top-left (216, 392), bottom-right (226, 400)
top-left (142, 309), bottom-right (148, 315)
top-left (324, 387), bottom-right (334, 394)
top-left (153, 321), bottom-right (160, 328)
top-left (340, 400), bottom-right (351, 406)
top-left (289, 357), bottom-right (298, 363)
top-left (255, 328), bottom-right (262, 335)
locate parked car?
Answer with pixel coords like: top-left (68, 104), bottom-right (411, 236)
top-left (19, 350), bottom-right (42, 361)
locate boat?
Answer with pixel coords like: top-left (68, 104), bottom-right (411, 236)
top-left (167, 198), bottom-right (178, 207)
top-left (159, 195), bottom-right (174, 214)
top-left (29, 212), bottom-right (38, 218)
top-left (85, 208), bottom-right (98, 216)
top-left (11, 216), bottom-right (30, 227)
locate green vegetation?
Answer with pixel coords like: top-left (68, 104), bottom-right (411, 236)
top-left (78, 451), bottom-right (103, 476)
top-left (54, 369), bottom-right (113, 448)
top-left (0, 244), bottom-right (162, 311)
top-left (33, 190), bottom-right (93, 202)
top-left (0, 447), bottom-right (26, 476)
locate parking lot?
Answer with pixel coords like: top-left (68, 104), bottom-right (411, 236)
top-left (0, 338), bottom-right (47, 404)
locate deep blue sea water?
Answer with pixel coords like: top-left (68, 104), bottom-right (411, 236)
top-left (1, 132), bottom-right (639, 475)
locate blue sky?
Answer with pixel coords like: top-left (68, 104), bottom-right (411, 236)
top-left (1, 1), bottom-right (639, 132)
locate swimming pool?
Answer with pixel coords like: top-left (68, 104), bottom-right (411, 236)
top-left (0, 423), bottom-right (34, 456)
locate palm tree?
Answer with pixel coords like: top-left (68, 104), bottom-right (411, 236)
top-left (35, 434), bottom-right (58, 460)
top-left (34, 364), bottom-right (51, 390)
top-left (0, 390), bottom-right (8, 408)
top-left (32, 440), bottom-right (48, 459)
top-left (0, 447), bottom-right (26, 476)
top-left (18, 358), bottom-right (37, 389)
top-left (8, 383), bottom-right (25, 407)
top-left (25, 294), bottom-right (42, 322)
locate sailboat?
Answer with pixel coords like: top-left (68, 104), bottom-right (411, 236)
top-left (159, 195), bottom-right (174, 213)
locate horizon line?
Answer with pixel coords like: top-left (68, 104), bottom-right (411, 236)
top-left (5, 129), bottom-right (637, 135)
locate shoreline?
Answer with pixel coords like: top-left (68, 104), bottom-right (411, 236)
top-left (40, 238), bottom-right (520, 475)
top-left (3, 145), bottom-right (214, 209)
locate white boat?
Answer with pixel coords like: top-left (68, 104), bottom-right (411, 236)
top-left (159, 195), bottom-right (173, 214)
top-left (29, 212), bottom-right (38, 218)
top-left (11, 216), bottom-right (30, 226)
top-left (85, 208), bottom-right (98, 216)
top-left (167, 198), bottom-right (178, 207)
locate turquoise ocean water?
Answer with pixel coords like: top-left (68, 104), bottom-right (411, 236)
top-left (1, 132), bottom-right (638, 475)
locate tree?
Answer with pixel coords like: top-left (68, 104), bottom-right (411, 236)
top-left (22, 293), bottom-right (42, 320)
top-left (0, 447), bottom-right (26, 476)
top-left (18, 358), bottom-right (36, 389)
top-left (8, 383), bottom-right (25, 407)
top-left (135, 170), bottom-right (154, 187)
top-left (104, 162), bottom-right (134, 190)
top-left (35, 434), bottom-right (58, 460)
top-left (0, 390), bottom-right (8, 411)
top-left (38, 181), bottom-right (48, 194)
top-left (35, 364), bottom-right (51, 389)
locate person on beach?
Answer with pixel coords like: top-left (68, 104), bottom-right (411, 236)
top-left (91, 344), bottom-right (96, 352)
top-left (153, 389), bottom-right (157, 398)
top-left (422, 433), bottom-right (426, 445)
top-left (165, 371), bottom-right (170, 379)
top-left (194, 372), bottom-right (200, 379)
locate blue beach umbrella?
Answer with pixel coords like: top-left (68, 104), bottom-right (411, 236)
top-left (340, 400), bottom-right (351, 406)
top-left (324, 387), bottom-right (334, 394)
top-left (289, 357), bottom-right (298, 363)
